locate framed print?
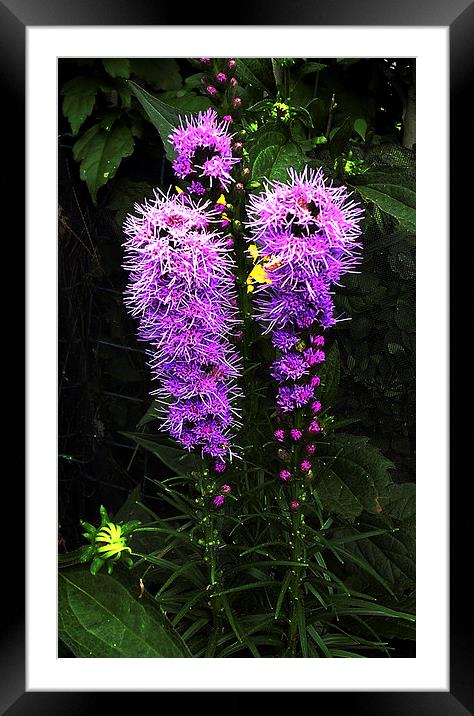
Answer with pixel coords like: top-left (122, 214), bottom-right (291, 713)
top-left (2, 0), bottom-right (471, 711)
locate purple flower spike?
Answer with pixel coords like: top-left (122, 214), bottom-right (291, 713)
top-left (123, 191), bottom-right (242, 459)
top-left (213, 495), bottom-right (225, 508)
top-left (246, 166), bottom-right (363, 334)
top-left (168, 108), bottom-right (240, 190)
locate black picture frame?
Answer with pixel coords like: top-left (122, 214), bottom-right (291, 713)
top-left (5, 0), bottom-right (471, 711)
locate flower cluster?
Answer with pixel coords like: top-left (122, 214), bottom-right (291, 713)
top-left (168, 108), bottom-right (241, 192)
top-left (246, 166), bottom-right (364, 332)
top-left (246, 167), bottom-right (364, 488)
top-left (123, 191), bottom-right (242, 459)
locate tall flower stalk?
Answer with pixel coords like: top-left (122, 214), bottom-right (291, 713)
top-left (246, 166), bottom-right (364, 654)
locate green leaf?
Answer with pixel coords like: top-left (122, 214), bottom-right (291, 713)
top-left (252, 142), bottom-right (305, 183)
top-left (120, 431), bottom-right (197, 475)
top-left (316, 434), bottom-right (394, 518)
top-left (379, 483), bottom-right (416, 522)
top-left (354, 117), bottom-right (367, 141)
top-left (102, 58), bottom-right (130, 79)
top-left (357, 185), bottom-right (416, 232)
top-left (62, 76), bottom-right (100, 135)
top-left (130, 59), bottom-right (182, 90)
top-left (236, 59), bottom-right (275, 93)
top-left (59, 565), bottom-right (191, 657)
top-left (72, 121), bottom-right (134, 202)
top-left (128, 80), bottom-right (180, 161)
top-left (106, 177), bottom-right (155, 229)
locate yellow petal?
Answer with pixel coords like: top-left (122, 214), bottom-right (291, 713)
top-left (248, 244), bottom-right (259, 261)
top-left (175, 186), bottom-right (183, 195)
top-left (216, 194), bottom-right (227, 205)
top-left (249, 264), bottom-right (271, 284)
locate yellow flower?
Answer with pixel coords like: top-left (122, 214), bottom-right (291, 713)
top-left (216, 193), bottom-right (227, 206)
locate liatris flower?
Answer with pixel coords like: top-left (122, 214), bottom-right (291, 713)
top-left (280, 469), bottom-right (292, 482)
top-left (246, 166), bottom-right (364, 333)
top-left (213, 495), bottom-right (225, 508)
top-left (274, 428), bottom-right (285, 442)
top-left (123, 191), bottom-right (242, 459)
top-left (246, 166), bottom-right (363, 484)
top-left (168, 108), bottom-right (240, 191)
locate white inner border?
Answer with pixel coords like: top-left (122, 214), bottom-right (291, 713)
top-left (27, 27), bottom-right (449, 691)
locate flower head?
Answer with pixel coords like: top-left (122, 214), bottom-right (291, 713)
top-left (213, 494), bottom-right (225, 508)
top-left (123, 191), bottom-right (242, 458)
top-left (168, 109), bottom-right (240, 190)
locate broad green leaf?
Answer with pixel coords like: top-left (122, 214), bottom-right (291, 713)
top-left (236, 58), bottom-right (275, 93)
top-left (159, 90), bottom-right (212, 112)
top-left (348, 527), bottom-right (415, 590)
top-left (316, 434), bottom-right (394, 518)
top-left (59, 565), bottom-right (191, 657)
top-left (379, 483), bottom-right (416, 522)
top-left (252, 142), bottom-right (305, 183)
top-left (128, 80), bottom-right (180, 161)
top-left (130, 59), bottom-right (182, 90)
top-left (120, 431), bottom-right (197, 475)
top-left (248, 125), bottom-right (288, 165)
top-left (62, 76), bottom-right (100, 135)
top-left (72, 121), bottom-right (134, 202)
top-left (102, 58), bottom-right (130, 79)
top-left (357, 185), bottom-right (416, 232)
top-left (354, 117), bottom-right (367, 140)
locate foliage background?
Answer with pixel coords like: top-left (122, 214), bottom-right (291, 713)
top-left (58, 57), bottom-right (415, 656)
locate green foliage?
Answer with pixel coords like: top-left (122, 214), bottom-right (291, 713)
top-left (59, 56), bottom-right (416, 659)
top-left (59, 565), bottom-right (191, 657)
top-left (72, 121), bottom-right (134, 203)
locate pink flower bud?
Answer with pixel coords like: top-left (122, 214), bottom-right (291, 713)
top-left (220, 484), bottom-right (231, 494)
top-left (280, 469), bottom-right (292, 482)
top-left (290, 500), bottom-right (300, 510)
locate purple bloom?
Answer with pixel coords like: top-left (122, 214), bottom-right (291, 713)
top-left (271, 353), bottom-right (308, 383)
top-left (123, 191), bottom-right (242, 459)
top-left (213, 495), bottom-right (225, 508)
top-left (168, 109), bottom-right (240, 190)
top-left (306, 443), bottom-right (317, 454)
top-left (246, 166), bottom-right (363, 334)
top-left (300, 460), bottom-right (311, 472)
top-left (280, 469), bottom-right (292, 482)
top-left (290, 428), bottom-right (303, 442)
top-left (274, 428), bottom-right (285, 442)
top-left (216, 72), bottom-right (227, 83)
top-left (214, 460), bottom-right (227, 473)
top-left (304, 348), bottom-right (325, 366)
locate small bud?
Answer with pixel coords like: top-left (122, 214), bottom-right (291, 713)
top-left (230, 77), bottom-right (238, 87)
top-left (206, 85), bottom-right (217, 96)
top-left (233, 141), bottom-right (243, 151)
top-left (228, 59), bottom-right (236, 70)
top-left (300, 460), bottom-right (312, 472)
top-left (306, 443), bottom-right (317, 455)
top-left (274, 428), bottom-right (285, 442)
top-left (212, 495), bottom-right (225, 508)
top-left (279, 469), bottom-right (292, 482)
top-left (290, 428), bottom-right (303, 442)
top-left (311, 401), bottom-right (322, 413)
top-left (214, 460), bottom-right (226, 474)
top-left (290, 500), bottom-right (300, 510)
top-left (216, 72), bottom-right (227, 83)
top-left (222, 114), bottom-right (233, 123)
top-left (220, 484), bottom-right (231, 494)
top-left (200, 57), bottom-right (211, 64)
top-left (235, 182), bottom-right (244, 191)
top-left (232, 97), bottom-right (242, 109)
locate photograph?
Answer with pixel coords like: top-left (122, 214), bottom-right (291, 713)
top-left (57, 56), bottom-right (417, 660)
